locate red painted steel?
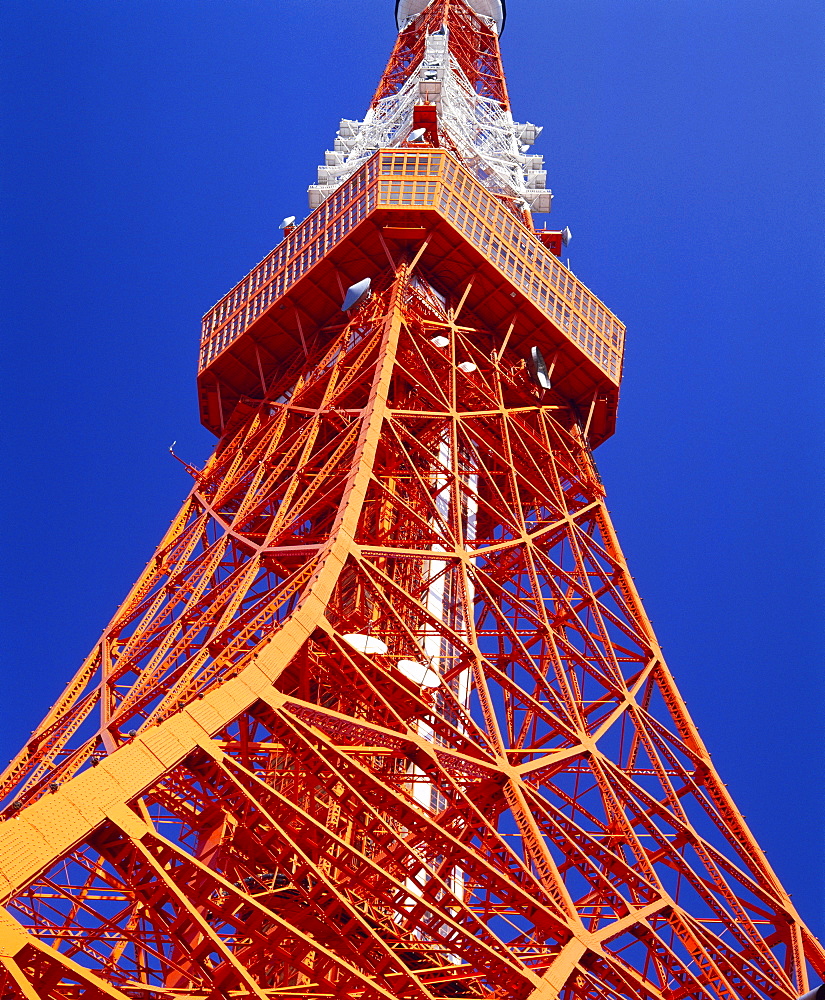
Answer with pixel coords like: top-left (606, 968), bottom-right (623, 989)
top-left (0, 2), bottom-right (821, 998)
top-left (376, 0), bottom-right (509, 107)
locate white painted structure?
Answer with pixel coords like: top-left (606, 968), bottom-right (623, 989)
top-left (308, 5), bottom-right (551, 214)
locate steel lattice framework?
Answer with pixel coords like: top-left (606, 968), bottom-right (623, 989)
top-left (0, 2), bottom-right (821, 998)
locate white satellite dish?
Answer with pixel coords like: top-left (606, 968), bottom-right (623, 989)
top-left (341, 277), bottom-right (372, 312)
top-left (342, 633), bottom-right (388, 656)
top-left (562, 226), bottom-right (572, 246)
top-left (528, 346), bottom-right (551, 390)
top-left (408, 127), bottom-right (427, 143)
top-left (431, 336), bottom-right (450, 348)
top-left (280, 216), bottom-right (296, 229)
top-left (397, 660), bottom-right (441, 688)
top-left (457, 361), bottom-right (477, 373)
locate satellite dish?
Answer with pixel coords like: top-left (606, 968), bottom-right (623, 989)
top-left (457, 361), bottom-right (477, 373)
top-left (342, 633), bottom-right (388, 656)
top-left (561, 226), bottom-right (572, 246)
top-left (527, 346), bottom-right (551, 390)
top-left (397, 660), bottom-right (441, 688)
top-left (408, 127), bottom-right (427, 143)
top-left (431, 335), bottom-right (450, 348)
top-left (280, 216), bottom-right (296, 228)
top-left (341, 277), bottom-right (371, 312)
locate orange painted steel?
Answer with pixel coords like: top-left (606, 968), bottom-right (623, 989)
top-left (0, 1), bottom-right (822, 998)
top-left (198, 150), bottom-right (623, 439)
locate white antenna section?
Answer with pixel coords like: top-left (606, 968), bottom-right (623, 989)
top-left (308, 27), bottom-right (551, 214)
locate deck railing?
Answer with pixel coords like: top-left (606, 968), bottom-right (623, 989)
top-left (200, 150), bottom-right (624, 383)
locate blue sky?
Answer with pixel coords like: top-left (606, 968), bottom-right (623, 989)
top-left (1, 0), bottom-right (823, 935)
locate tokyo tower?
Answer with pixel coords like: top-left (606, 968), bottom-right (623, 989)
top-left (1, 0), bottom-right (822, 997)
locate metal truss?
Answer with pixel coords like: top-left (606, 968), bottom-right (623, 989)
top-left (310, 0), bottom-right (550, 213)
top-left (0, 0), bottom-right (821, 996)
top-left (0, 269), bottom-right (822, 998)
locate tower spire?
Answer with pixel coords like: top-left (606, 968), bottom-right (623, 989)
top-left (311, 0), bottom-right (549, 214)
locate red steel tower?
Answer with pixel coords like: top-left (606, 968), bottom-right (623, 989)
top-left (0, 2), bottom-right (821, 998)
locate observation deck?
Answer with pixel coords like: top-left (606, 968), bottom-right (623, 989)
top-left (199, 149), bottom-right (625, 444)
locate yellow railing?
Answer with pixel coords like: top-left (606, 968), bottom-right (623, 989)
top-left (434, 155), bottom-right (624, 381)
top-left (201, 150), bottom-right (625, 383)
top-left (200, 160), bottom-right (380, 369)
